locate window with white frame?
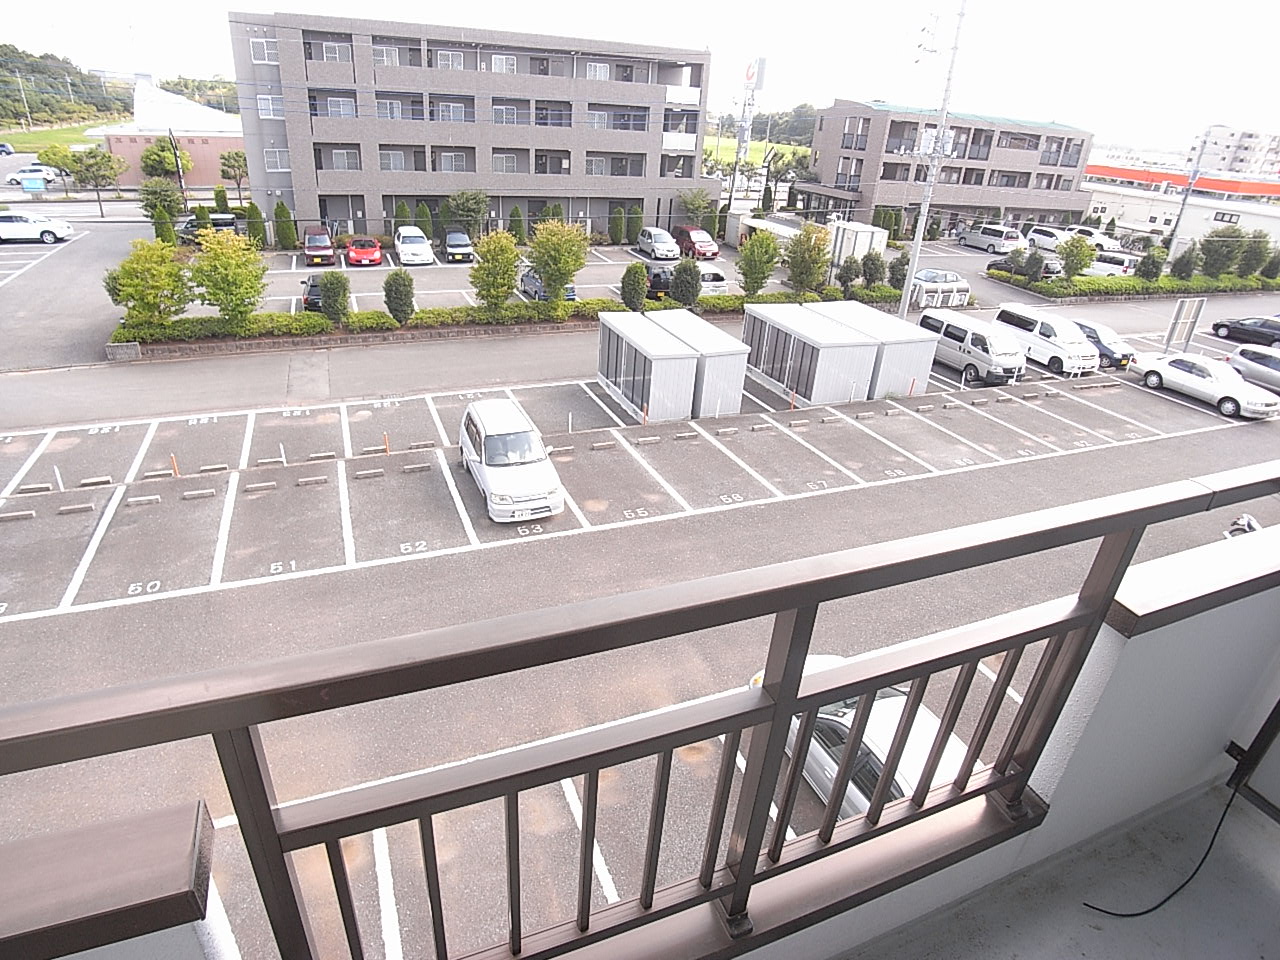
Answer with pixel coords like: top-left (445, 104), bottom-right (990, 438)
top-left (263, 148), bottom-right (290, 171)
top-left (585, 110), bottom-right (608, 129)
top-left (585, 61), bottom-right (610, 81)
top-left (372, 45), bottom-right (399, 66)
top-left (1214, 211), bottom-right (1241, 223)
top-left (257, 95), bottom-right (285, 119)
top-left (250, 38), bottom-right (279, 63)
top-left (322, 42), bottom-right (352, 63)
top-left (436, 50), bottom-right (464, 70)
top-left (439, 152), bottom-right (466, 171)
top-left (379, 150), bottom-right (405, 171)
top-left (376, 99), bottom-right (403, 120)
top-left (437, 101), bottom-right (466, 122)
top-left (331, 149), bottom-right (360, 170)
top-left (493, 105), bottom-right (517, 125)
top-left (327, 97), bottom-right (356, 118)
top-left (491, 54), bottom-right (516, 74)
top-left (585, 157), bottom-right (606, 176)
top-left (492, 153), bottom-right (517, 174)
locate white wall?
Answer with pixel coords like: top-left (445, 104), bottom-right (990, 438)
top-left (1087, 182), bottom-right (1280, 241)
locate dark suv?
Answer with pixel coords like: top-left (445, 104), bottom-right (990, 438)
top-left (177, 212), bottom-right (239, 244)
top-left (646, 262), bottom-right (675, 299)
top-left (299, 275), bottom-right (324, 312)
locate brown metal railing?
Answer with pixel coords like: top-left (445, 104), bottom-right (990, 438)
top-left (3, 462), bottom-right (1278, 959)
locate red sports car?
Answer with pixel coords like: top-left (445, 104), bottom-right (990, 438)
top-left (346, 235), bottom-right (383, 266)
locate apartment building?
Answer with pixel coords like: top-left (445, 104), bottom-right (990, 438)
top-left (1188, 124), bottom-right (1280, 179)
top-left (798, 99), bottom-right (1092, 229)
top-left (229, 12), bottom-right (717, 236)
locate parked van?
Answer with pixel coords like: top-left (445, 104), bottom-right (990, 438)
top-left (918, 309), bottom-right (1026, 385)
top-left (1081, 251), bottom-right (1140, 277)
top-left (957, 223), bottom-right (1026, 254)
top-left (993, 303), bottom-right (1100, 375)
top-left (699, 264), bottom-right (729, 295)
top-left (1026, 225), bottom-right (1069, 251)
top-left (458, 398), bottom-right (565, 523)
top-left (302, 225), bottom-right (336, 266)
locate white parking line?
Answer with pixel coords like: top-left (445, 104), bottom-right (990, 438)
top-left (209, 475), bottom-right (239, 586)
top-left (944, 395), bottom-right (1063, 452)
top-left (0, 232), bottom-right (86, 289)
top-left (743, 390), bottom-right (775, 413)
top-left (123, 420), bottom-right (160, 483)
top-left (237, 413), bottom-right (256, 470)
top-left (977, 660), bottom-right (1025, 705)
top-left (339, 404), bottom-right (353, 459)
top-left (1053, 386), bottom-right (1161, 435)
top-left (610, 428), bottom-right (693, 512)
top-left (289, 297), bottom-right (297, 315)
top-left (687, 421), bottom-right (783, 498)
top-left (424, 396), bottom-right (450, 446)
top-left (0, 429), bottom-right (54, 497)
top-left (460, 289), bottom-right (475, 306)
top-left (336, 461), bottom-right (356, 566)
top-left (886, 400), bottom-right (1002, 463)
top-left (759, 415), bottom-right (865, 484)
top-left (59, 485), bottom-right (126, 608)
top-left (591, 250), bottom-right (613, 264)
top-left (993, 389), bottom-right (1116, 442)
top-left (578, 381), bottom-right (627, 427)
top-left (1103, 373), bottom-right (1233, 421)
top-left (560, 777), bottom-right (622, 903)
top-left (826, 407), bottom-right (939, 473)
top-left (372, 828), bottom-right (405, 960)
top-left (435, 447), bottom-right (480, 546)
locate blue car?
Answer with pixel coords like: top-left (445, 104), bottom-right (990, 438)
top-left (518, 267), bottom-right (577, 301)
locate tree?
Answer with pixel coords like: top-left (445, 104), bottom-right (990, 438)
top-left (245, 201), bottom-right (266, 248)
top-left (835, 255), bottom-right (862, 298)
top-left (1057, 234), bottom-right (1096, 279)
top-left (139, 141), bottom-right (193, 179)
top-left (190, 230), bottom-right (268, 325)
top-left (528, 220), bottom-right (589, 305)
top-left (676, 187), bottom-right (715, 226)
top-left (547, 202), bottom-right (564, 223)
top-left (621, 262), bottom-right (648, 310)
top-left (509, 206), bottom-right (526, 245)
top-left (861, 249), bottom-right (886, 286)
top-left (37, 144), bottom-right (74, 197)
top-left (1262, 252), bottom-right (1280, 281)
top-left (393, 200), bottom-right (412, 233)
top-left (1023, 250), bottom-right (1047, 282)
top-left (1201, 225), bottom-right (1247, 277)
top-left (784, 223), bottom-right (830, 294)
top-left (671, 257), bottom-right (702, 306)
top-left (445, 190), bottom-right (490, 238)
top-left (213, 185), bottom-right (230, 214)
top-left (383, 268), bottom-right (415, 324)
top-left (608, 206), bottom-right (625, 245)
top-left (626, 204), bottom-right (644, 245)
top-left (140, 177), bottom-right (185, 221)
top-left (414, 202), bottom-right (434, 240)
top-left (1104, 216), bottom-right (1117, 238)
top-left (700, 210), bottom-right (717, 236)
top-left (219, 150), bottom-right (248, 205)
top-left (317, 271), bottom-right (351, 326)
top-left (193, 205), bottom-right (212, 232)
top-left (69, 148), bottom-right (128, 218)
top-left (716, 202), bottom-right (729, 240)
top-left (273, 200), bottom-right (297, 249)
top-left (736, 231), bottom-right (781, 297)
top-left (1169, 242), bottom-right (1201, 280)
top-left (887, 252), bottom-right (911, 290)
top-left (1135, 247), bottom-right (1167, 281)
top-left (761, 184), bottom-right (773, 212)
top-left (152, 207), bottom-right (177, 244)
top-left (927, 218), bottom-right (941, 241)
top-left (112, 239), bottom-right (193, 325)
top-left (1236, 231), bottom-right (1271, 276)
top-left (471, 231), bottom-right (520, 311)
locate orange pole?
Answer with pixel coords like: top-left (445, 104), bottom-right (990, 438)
top-left (383, 431), bottom-right (390, 454)
top-left (170, 453), bottom-right (179, 477)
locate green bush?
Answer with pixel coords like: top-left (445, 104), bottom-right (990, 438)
top-left (345, 310), bottom-right (399, 332)
top-left (1169, 242), bottom-right (1200, 280)
top-left (861, 250), bottom-right (886, 286)
top-left (671, 257), bottom-right (702, 306)
top-left (193, 205), bottom-right (211, 231)
top-left (626, 204), bottom-right (643, 245)
top-left (509, 205), bottom-right (526, 245)
top-left (273, 200), bottom-right (297, 249)
top-left (696, 294), bottom-right (746, 313)
top-left (820, 285), bottom-right (843, 301)
top-left (245, 202), bottom-right (266, 247)
top-left (1262, 252), bottom-right (1280, 281)
top-left (620, 261), bottom-right (648, 310)
top-left (152, 207), bottom-right (177, 244)
top-left (319, 271), bottom-right (351, 325)
top-left (847, 284), bottom-right (901, 303)
top-left (110, 312), bottom-right (334, 343)
top-left (383, 268), bottom-right (415, 325)
top-left (608, 206), bottom-right (625, 245)
top-left (415, 202), bottom-right (434, 239)
top-left (887, 252), bottom-right (910, 290)
top-left (213, 186), bottom-right (230, 214)
top-left (984, 268), bottom-right (1280, 299)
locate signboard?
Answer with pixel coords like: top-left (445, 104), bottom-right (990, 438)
top-left (20, 177), bottom-right (46, 193)
top-left (1164, 297), bottom-right (1206, 353)
top-left (744, 58), bottom-right (766, 91)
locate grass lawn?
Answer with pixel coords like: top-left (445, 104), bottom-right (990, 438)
top-left (0, 122), bottom-right (115, 153)
top-left (704, 135), bottom-right (809, 167)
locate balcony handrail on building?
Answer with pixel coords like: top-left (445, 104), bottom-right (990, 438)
top-left (3, 462), bottom-right (1277, 960)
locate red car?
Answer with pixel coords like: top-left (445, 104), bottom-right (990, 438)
top-left (672, 224), bottom-right (719, 259)
top-left (346, 235), bottom-right (383, 266)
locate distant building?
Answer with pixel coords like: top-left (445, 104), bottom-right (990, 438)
top-left (86, 77), bottom-right (244, 189)
top-left (1188, 125), bottom-right (1280, 179)
top-left (1084, 165), bottom-right (1280, 242)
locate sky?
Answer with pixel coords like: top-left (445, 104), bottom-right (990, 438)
top-left (7, 0), bottom-right (1274, 151)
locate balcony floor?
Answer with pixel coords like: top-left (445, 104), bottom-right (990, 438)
top-left (845, 784), bottom-right (1280, 960)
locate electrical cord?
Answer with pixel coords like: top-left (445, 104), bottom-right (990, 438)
top-left (1082, 782), bottom-right (1241, 918)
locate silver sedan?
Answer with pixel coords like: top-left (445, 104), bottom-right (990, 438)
top-left (1228, 344), bottom-right (1280, 394)
top-left (1131, 352), bottom-right (1280, 419)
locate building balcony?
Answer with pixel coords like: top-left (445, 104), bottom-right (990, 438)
top-left (302, 59), bottom-right (356, 86)
top-left (666, 85), bottom-right (701, 106)
top-left (314, 167), bottom-right (369, 192)
top-left (662, 130), bottom-right (697, 152)
top-left (5, 462), bottom-right (1280, 960)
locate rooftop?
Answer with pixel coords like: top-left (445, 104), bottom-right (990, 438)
top-left (1085, 164), bottom-right (1280, 199)
top-left (85, 76), bottom-right (241, 138)
top-left (829, 99), bottom-right (1087, 133)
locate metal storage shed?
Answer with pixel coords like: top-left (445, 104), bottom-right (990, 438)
top-left (597, 312), bottom-right (699, 422)
top-left (741, 303), bottom-right (880, 405)
top-left (805, 301), bottom-right (940, 399)
top-left (645, 309), bottom-right (749, 418)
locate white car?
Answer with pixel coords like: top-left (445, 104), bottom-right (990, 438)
top-left (1025, 225), bottom-right (1069, 251)
top-left (1081, 251), bottom-right (1140, 277)
top-left (459, 398), bottom-right (565, 522)
top-left (393, 225), bottom-right (434, 265)
top-left (637, 227), bottom-right (680, 259)
top-left (1131, 352), bottom-right (1280, 419)
top-left (0, 212), bottom-right (73, 243)
top-left (1065, 225), bottom-right (1123, 252)
top-left (5, 165), bottom-right (59, 185)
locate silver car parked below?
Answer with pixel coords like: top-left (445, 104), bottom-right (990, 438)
top-left (1229, 344), bottom-right (1280, 394)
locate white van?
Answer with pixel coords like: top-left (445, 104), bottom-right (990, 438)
top-left (1026, 225), bottom-right (1069, 251)
top-left (459, 398), bottom-right (565, 522)
top-left (918, 309), bottom-right (1026, 385)
top-left (1081, 250), bottom-right (1140, 277)
top-left (993, 303), bottom-right (1100, 375)
top-left (957, 223), bottom-right (1026, 254)
top-left (699, 264), bottom-right (729, 295)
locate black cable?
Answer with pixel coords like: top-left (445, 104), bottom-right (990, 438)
top-left (1082, 782), bottom-right (1241, 918)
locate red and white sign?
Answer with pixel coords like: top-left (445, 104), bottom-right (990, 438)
top-left (744, 58), bottom-right (766, 91)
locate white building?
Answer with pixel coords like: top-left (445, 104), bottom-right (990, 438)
top-left (1188, 124), bottom-right (1280, 178)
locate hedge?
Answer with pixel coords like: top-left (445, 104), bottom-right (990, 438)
top-left (110, 312), bottom-right (334, 343)
top-left (987, 269), bottom-right (1280, 299)
top-left (847, 284), bottom-right (902, 304)
top-left (345, 310), bottom-right (400, 332)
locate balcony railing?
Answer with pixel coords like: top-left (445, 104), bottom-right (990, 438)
top-left (3, 463), bottom-right (1277, 960)
top-left (885, 138), bottom-right (916, 154)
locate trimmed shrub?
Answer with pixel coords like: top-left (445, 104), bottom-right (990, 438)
top-left (1262, 252), bottom-right (1280, 281)
top-left (509, 205), bottom-right (526, 245)
top-left (415, 202), bottom-right (434, 239)
top-left (193, 205), bottom-right (211, 231)
top-left (1169, 242), bottom-right (1200, 280)
top-left (383, 268), bottom-right (415, 324)
top-left (887, 252), bottom-right (910, 290)
top-left (273, 200), bottom-right (297, 249)
top-left (345, 310), bottom-right (399, 332)
top-left (588, 232), bottom-right (611, 246)
top-left (394, 200), bottom-right (412, 233)
top-left (671, 257), bottom-right (702, 306)
top-left (861, 250), bottom-right (886, 286)
top-left (245, 201), bottom-right (266, 247)
top-left (1135, 248), bottom-right (1167, 281)
top-left (153, 207), bottom-right (177, 244)
top-left (213, 186), bottom-right (230, 214)
top-left (626, 204), bottom-right (643, 245)
top-left (621, 261), bottom-right (648, 311)
top-left (847, 284), bottom-right (901, 304)
top-left (608, 206), bottom-right (625, 245)
top-left (820, 285), bottom-right (843, 301)
top-left (319, 271), bottom-right (351, 325)
top-left (835, 255), bottom-right (862, 298)
top-left (110, 312), bottom-right (334, 343)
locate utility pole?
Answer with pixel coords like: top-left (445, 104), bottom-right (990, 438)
top-left (898, 0), bottom-right (967, 320)
top-left (1169, 128), bottom-right (1210, 258)
top-left (13, 74), bottom-right (33, 129)
top-left (64, 75), bottom-right (74, 100)
top-left (169, 129), bottom-right (189, 212)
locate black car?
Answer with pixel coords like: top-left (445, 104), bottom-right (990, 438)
top-left (177, 212), bottom-right (240, 244)
top-left (986, 256), bottom-right (1063, 279)
top-left (1212, 316), bottom-right (1280, 347)
top-left (1074, 320), bottom-right (1135, 370)
top-left (299, 275), bottom-right (323, 312)
top-left (646, 262), bottom-right (674, 299)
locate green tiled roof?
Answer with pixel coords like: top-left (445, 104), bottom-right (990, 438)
top-left (861, 101), bottom-right (1086, 133)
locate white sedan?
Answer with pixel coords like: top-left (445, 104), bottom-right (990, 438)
top-left (1131, 352), bottom-right (1280, 419)
top-left (0, 212), bottom-right (73, 244)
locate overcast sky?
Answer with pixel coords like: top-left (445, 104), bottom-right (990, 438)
top-left (7, 0), bottom-right (1272, 151)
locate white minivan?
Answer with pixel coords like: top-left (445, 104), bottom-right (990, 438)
top-left (459, 398), bottom-right (565, 522)
top-left (993, 303), bottom-right (1100, 375)
top-left (918, 308), bottom-right (1026, 385)
top-left (957, 223), bottom-right (1026, 254)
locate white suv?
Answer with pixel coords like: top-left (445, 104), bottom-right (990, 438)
top-left (0, 212), bottom-right (73, 243)
top-left (1026, 225), bottom-right (1069, 251)
top-left (957, 223), bottom-right (1026, 254)
top-left (393, 225), bottom-right (435, 265)
top-left (1065, 225), bottom-right (1123, 252)
top-left (459, 398), bottom-right (565, 522)
top-left (637, 227), bottom-right (680, 259)
top-left (5, 165), bottom-right (59, 185)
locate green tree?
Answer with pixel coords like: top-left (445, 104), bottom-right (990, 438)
top-left (193, 205), bottom-right (212, 232)
top-left (671, 257), bottom-right (702, 306)
top-left (414, 202), bottom-right (434, 239)
top-left (382, 268), bottom-right (414, 325)
top-left (213, 185), bottom-right (230, 214)
top-left (1201, 225), bottom-right (1247, 277)
top-left (445, 190), bottom-right (490, 238)
top-left (528, 221), bottom-right (589, 306)
top-left (1104, 216), bottom-right (1117, 237)
top-left (700, 210), bottom-right (717, 236)
top-left (245, 201), bottom-right (266, 248)
top-left (1135, 247), bottom-right (1167, 281)
top-left (37, 144), bottom-right (74, 197)
top-left (1169, 242), bottom-right (1201, 280)
top-left (887, 252), bottom-right (911, 290)
top-left (219, 150), bottom-right (249, 205)
top-left (112, 239), bottom-right (193, 325)
top-left (317, 271), bottom-right (350, 326)
top-left (1057, 234), bottom-right (1096, 278)
top-left (69, 148), bottom-right (129, 218)
top-left (835, 255), bottom-right (862, 298)
top-left (152, 207), bottom-right (177, 244)
top-left (190, 230), bottom-right (268, 325)
top-left (1023, 250), bottom-right (1047, 282)
top-left (139, 141), bottom-right (193, 179)
top-left (508, 206), bottom-right (526, 245)
top-left (548, 202), bottom-right (564, 222)
top-left (785, 223), bottom-right (831, 293)
top-left (736, 231), bottom-right (781, 297)
top-left (1236, 231), bottom-right (1271, 276)
top-left (620, 261), bottom-right (648, 310)
top-left (716, 202), bottom-right (729, 239)
top-left (608, 206), bottom-right (625, 245)
top-left (140, 177), bottom-right (185, 221)
top-left (626, 204), bottom-right (644, 245)
top-left (471, 231), bottom-right (520, 311)
top-left (861, 249), bottom-right (886, 286)
top-left (926, 218), bottom-right (941, 241)
top-left (676, 187), bottom-right (715, 225)
top-left (1262, 251), bottom-right (1280, 280)
top-left (393, 200), bottom-right (412, 233)
top-left (272, 200), bottom-right (297, 249)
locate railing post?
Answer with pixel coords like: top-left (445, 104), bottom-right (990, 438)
top-left (996, 526), bottom-right (1147, 813)
top-left (719, 604), bottom-right (817, 936)
top-left (213, 726), bottom-right (319, 960)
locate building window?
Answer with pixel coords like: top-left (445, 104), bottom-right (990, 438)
top-left (437, 101), bottom-right (466, 122)
top-left (1214, 211), bottom-right (1241, 223)
top-left (961, 167), bottom-right (984, 185)
top-left (1058, 178), bottom-right (1074, 190)
top-left (326, 97), bottom-right (356, 118)
top-left (372, 45), bottom-right (399, 67)
top-left (492, 152), bottom-right (517, 174)
top-left (493, 105), bottom-right (517, 125)
top-left (818, 116), bottom-right (824, 132)
top-left (585, 61), bottom-right (610, 81)
top-left (939, 166), bottom-right (962, 184)
top-left (585, 157), bottom-right (606, 176)
top-left (331, 149), bottom-right (360, 170)
top-left (376, 99), bottom-right (402, 120)
top-left (379, 150), bottom-right (405, 171)
top-left (263, 148), bottom-right (290, 172)
top-left (322, 42), bottom-right (350, 63)
top-left (491, 55), bottom-right (516, 74)
top-left (439, 152), bottom-right (466, 172)
top-left (996, 131), bottom-right (1041, 150)
top-left (437, 50), bottom-right (464, 70)
top-left (585, 110), bottom-right (608, 130)
top-left (1034, 173), bottom-right (1054, 189)
top-left (1149, 216), bottom-right (1158, 223)
top-left (257, 95), bottom-right (285, 119)
top-left (1163, 217), bottom-right (1172, 225)
top-left (250, 38), bottom-right (279, 64)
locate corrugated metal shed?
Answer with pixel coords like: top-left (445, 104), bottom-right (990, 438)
top-left (645, 309), bottom-right (749, 418)
top-left (742, 303), bottom-right (880, 405)
top-left (805, 301), bottom-right (940, 399)
top-left (597, 312), bottom-right (699, 422)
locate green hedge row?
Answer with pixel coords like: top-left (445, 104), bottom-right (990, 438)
top-left (988, 270), bottom-right (1280, 299)
top-left (111, 312), bottom-right (334, 343)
